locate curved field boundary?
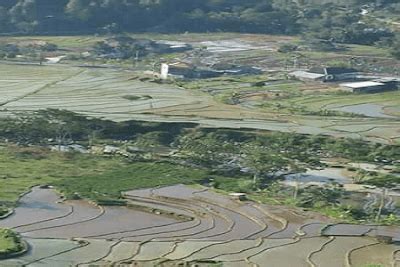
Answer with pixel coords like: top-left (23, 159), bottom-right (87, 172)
top-left (206, 238), bottom-right (264, 261)
top-left (11, 204), bottom-right (74, 231)
top-left (80, 196), bottom-right (198, 239)
top-left (188, 197), bottom-right (259, 240)
top-left (244, 237), bottom-right (302, 265)
top-left (117, 239), bottom-right (155, 265)
top-left (94, 195), bottom-right (226, 242)
top-left (193, 194), bottom-right (268, 239)
top-left (128, 203), bottom-right (231, 242)
top-left (246, 204), bottom-right (287, 239)
top-left (123, 192), bottom-right (201, 217)
top-left (76, 240), bottom-right (119, 267)
top-left (112, 241), bottom-right (142, 267)
top-left (124, 197), bottom-right (196, 220)
top-left (86, 195), bottom-right (218, 241)
top-left (297, 222), bottom-right (327, 237)
top-left (385, 195), bottom-right (396, 211)
top-left (124, 218), bottom-right (204, 241)
top-left (321, 224), bottom-right (375, 237)
top-left (181, 239), bottom-right (261, 263)
top-left (129, 189), bottom-right (287, 243)
top-left (205, 238), bottom-right (267, 262)
top-left (345, 240), bottom-right (380, 267)
top-left (123, 194), bottom-right (236, 241)
top-left (0, 209), bottom-right (14, 220)
top-left (24, 238), bottom-right (88, 266)
top-left (131, 241), bottom-right (180, 262)
top-left (254, 204), bottom-right (288, 229)
top-left (20, 202), bottom-right (105, 234)
top-left (87, 240), bottom-right (123, 266)
top-left (363, 193), bottom-right (378, 213)
top-left (180, 190), bottom-right (267, 239)
top-left (158, 240), bottom-right (186, 260)
top-left (163, 240), bottom-right (225, 261)
top-left (125, 200), bottom-right (193, 221)
top-left (393, 249), bottom-right (400, 267)
top-left (153, 198), bottom-right (235, 241)
top-left (88, 216), bottom-right (201, 240)
top-left (3, 186), bottom-right (74, 230)
top-left (159, 240), bottom-right (183, 258)
top-left (307, 236), bottom-right (335, 267)
top-left (2, 185), bottom-right (36, 222)
top-left (0, 69), bottom-right (85, 106)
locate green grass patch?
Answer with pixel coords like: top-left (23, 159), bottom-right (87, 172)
top-left (55, 161), bottom-right (210, 201)
top-left (0, 145), bottom-right (210, 205)
top-left (0, 228), bottom-right (23, 258)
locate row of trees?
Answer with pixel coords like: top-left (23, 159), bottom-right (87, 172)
top-left (0, 109), bottom-right (398, 185)
top-left (176, 129), bottom-right (399, 187)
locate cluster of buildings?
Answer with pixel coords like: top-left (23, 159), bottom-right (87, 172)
top-left (160, 61), bottom-right (399, 94)
top-left (290, 67), bottom-right (400, 93)
top-left (160, 62), bottom-right (262, 79)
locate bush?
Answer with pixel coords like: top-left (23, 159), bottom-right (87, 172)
top-left (278, 43), bottom-right (298, 53)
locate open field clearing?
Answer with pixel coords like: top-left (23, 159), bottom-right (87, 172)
top-left (0, 184), bottom-right (399, 266)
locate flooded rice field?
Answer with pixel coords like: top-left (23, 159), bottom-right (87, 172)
top-left (1, 185), bottom-right (399, 266)
top-left (328, 103), bottom-right (398, 119)
top-left (1, 64), bottom-right (399, 144)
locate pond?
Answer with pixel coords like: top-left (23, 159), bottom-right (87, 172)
top-left (285, 168), bottom-right (352, 185)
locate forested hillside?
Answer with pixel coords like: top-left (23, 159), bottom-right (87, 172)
top-left (0, 0), bottom-right (399, 54)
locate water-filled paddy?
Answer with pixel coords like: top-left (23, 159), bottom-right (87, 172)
top-left (285, 168), bottom-right (352, 185)
top-left (1, 184), bottom-right (399, 266)
top-left (1, 64), bottom-right (399, 143)
top-left (329, 103), bottom-right (397, 118)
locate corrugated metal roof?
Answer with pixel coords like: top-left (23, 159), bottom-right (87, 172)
top-left (290, 71), bottom-right (325, 79)
top-left (340, 81), bottom-right (385, 88)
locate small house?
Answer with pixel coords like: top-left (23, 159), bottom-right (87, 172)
top-left (310, 67), bottom-right (359, 82)
top-left (289, 70), bottom-right (326, 82)
top-left (290, 67), bottom-right (359, 82)
top-left (229, 193), bottom-right (247, 201)
top-left (340, 81), bottom-right (397, 93)
top-left (160, 62), bottom-right (222, 79)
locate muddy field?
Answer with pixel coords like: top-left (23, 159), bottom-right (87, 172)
top-left (1, 185), bottom-right (399, 266)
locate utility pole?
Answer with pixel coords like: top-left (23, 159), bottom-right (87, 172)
top-left (134, 51), bottom-right (139, 68)
top-left (253, 172), bottom-right (258, 186)
top-left (293, 174), bottom-right (300, 200)
top-left (376, 188), bottom-right (387, 222)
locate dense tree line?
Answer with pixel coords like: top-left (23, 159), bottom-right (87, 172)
top-left (0, 0), bottom-right (398, 47)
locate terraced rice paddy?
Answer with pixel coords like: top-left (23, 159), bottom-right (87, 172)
top-left (0, 184), bottom-right (399, 266)
top-left (0, 63), bottom-right (399, 143)
top-left (329, 103), bottom-right (396, 118)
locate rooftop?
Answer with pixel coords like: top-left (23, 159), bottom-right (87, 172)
top-left (340, 81), bottom-right (385, 88)
top-left (290, 70), bottom-right (325, 79)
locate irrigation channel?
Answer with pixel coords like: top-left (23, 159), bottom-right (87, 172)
top-left (0, 185), bottom-right (399, 266)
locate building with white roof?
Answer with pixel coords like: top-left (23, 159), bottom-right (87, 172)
top-left (340, 81), bottom-right (396, 93)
